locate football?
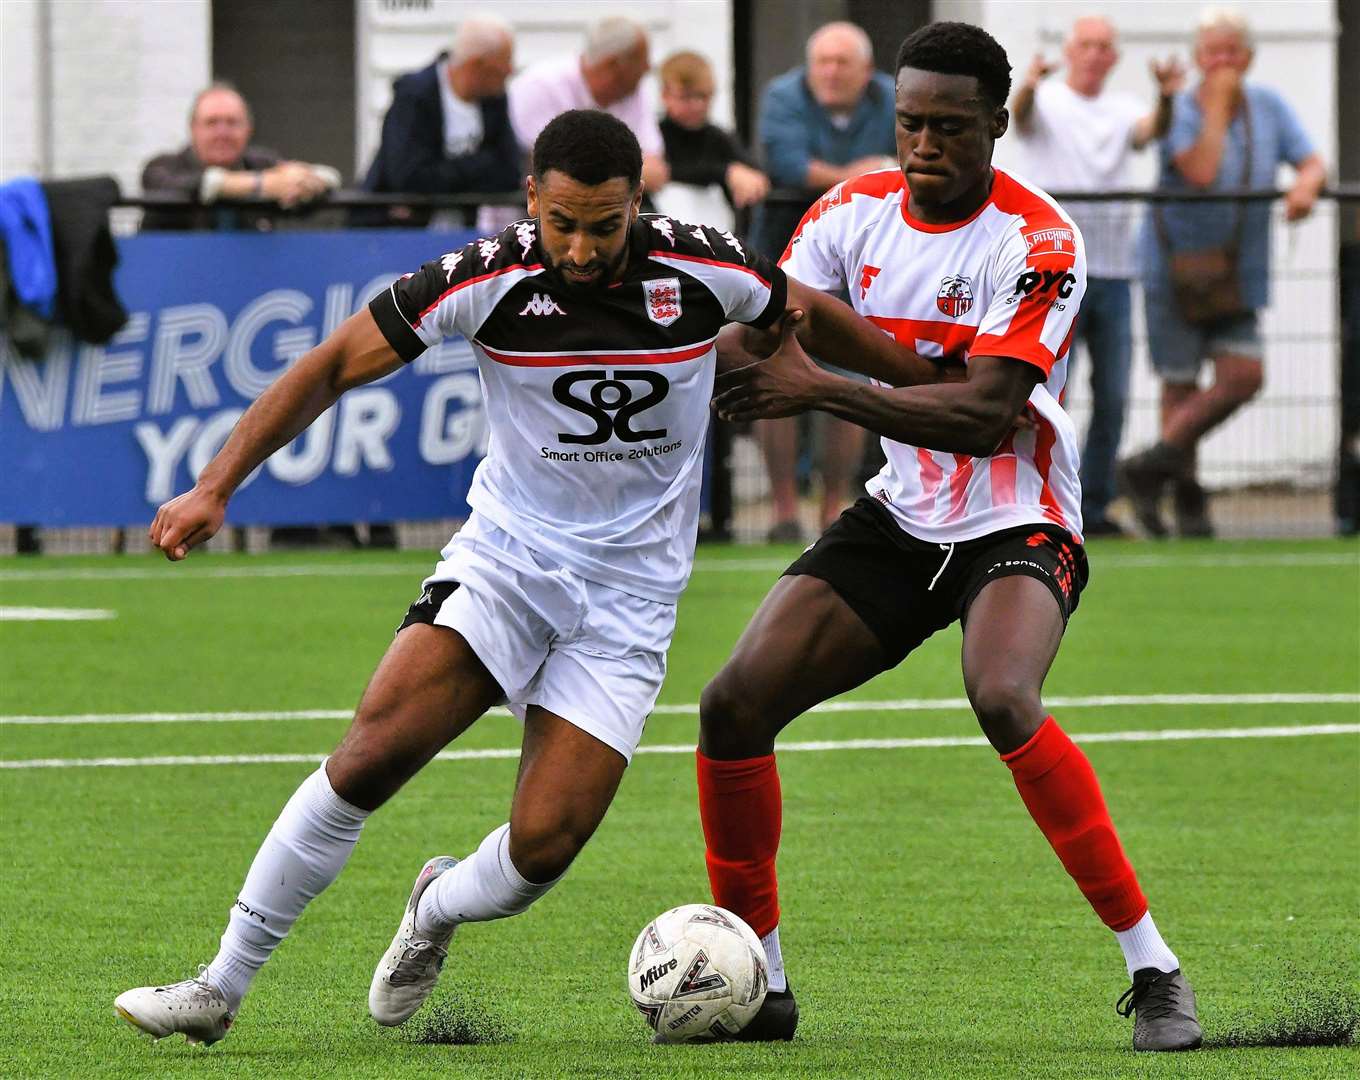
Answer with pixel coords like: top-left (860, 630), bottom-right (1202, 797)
top-left (627, 904), bottom-right (768, 1042)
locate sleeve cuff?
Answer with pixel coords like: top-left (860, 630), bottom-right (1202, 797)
top-left (199, 167), bottom-right (227, 203)
top-left (745, 266), bottom-right (788, 330)
top-left (970, 335), bottom-right (1056, 378)
top-left (368, 286), bottom-right (428, 363)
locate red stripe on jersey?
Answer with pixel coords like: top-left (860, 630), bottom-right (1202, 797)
top-left (780, 171), bottom-right (906, 263)
top-left (648, 250), bottom-right (770, 288)
top-left (415, 262), bottom-right (545, 325)
top-left (1032, 413), bottom-right (1068, 530)
top-left (866, 315), bottom-right (976, 362)
top-left (990, 432), bottom-right (1018, 507)
top-left (914, 448), bottom-right (945, 514)
top-left (946, 454), bottom-right (974, 521)
top-left (477, 338), bottom-right (715, 368)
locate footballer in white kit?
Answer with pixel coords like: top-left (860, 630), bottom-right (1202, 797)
top-left (113, 109), bottom-right (959, 1048)
top-left (694, 23), bottom-right (1201, 1052)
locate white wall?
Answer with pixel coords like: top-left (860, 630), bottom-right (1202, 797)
top-left (0, 0), bottom-right (211, 197)
top-left (936, 0), bottom-right (1340, 494)
top-left (354, 0), bottom-right (734, 177)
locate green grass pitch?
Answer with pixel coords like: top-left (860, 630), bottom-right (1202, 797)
top-left (1, 537), bottom-right (1357, 1078)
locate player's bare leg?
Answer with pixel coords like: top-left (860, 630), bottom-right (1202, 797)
top-left (116, 624), bottom-right (503, 1043)
top-left (962, 576), bottom-right (1201, 1051)
top-left (372, 706), bottom-right (628, 1023)
top-left (698, 574), bottom-right (888, 1039)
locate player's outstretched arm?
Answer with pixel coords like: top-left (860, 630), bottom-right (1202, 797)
top-left (148, 309), bottom-right (403, 561)
top-left (714, 277), bottom-right (962, 387)
top-left (714, 316), bottom-right (1036, 457)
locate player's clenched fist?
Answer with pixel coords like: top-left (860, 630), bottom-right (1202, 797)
top-left (148, 485), bottom-right (228, 561)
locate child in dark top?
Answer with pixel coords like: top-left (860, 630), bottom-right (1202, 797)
top-left (658, 51), bottom-right (770, 209)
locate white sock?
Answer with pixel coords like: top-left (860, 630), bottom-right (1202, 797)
top-left (1114, 911), bottom-right (1179, 978)
top-left (417, 823), bottom-right (559, 933)
top-left (761, 926), bottom-right (787, 992)
top-left (206, 762), bottom-right (369, 1011)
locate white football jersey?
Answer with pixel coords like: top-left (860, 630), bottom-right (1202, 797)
top-left (371, 216), bottom-right (785, 602)
top-left (782, 168), bottom-right (1087, 543)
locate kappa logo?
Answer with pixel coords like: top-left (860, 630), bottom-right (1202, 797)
top-left (440, 249), bottom-right (464, 282)
top-left (860, 264), bottom-right (882, 300)
top-left (513, 220), bottom-right (536, 259)
top-left (650, 217), bottom-right (676, 246)
top-left (936, 274), bottom-right (974, 318)
top-left (644, 277), bottom-right (682, 326)
top-left (477, 237), bottom-right (501, 267)
top-left (518, 292), bottom-right (566, 316)
top-left (1021, 225), bottom-right (1077, 257)
top-left (690, 226), bottom-right (713, 252)
top-left (718, 230), bottom-right (745, 260)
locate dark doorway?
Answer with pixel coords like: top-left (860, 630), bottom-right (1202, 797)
top-left (211, 0), bottom-right (356, 182)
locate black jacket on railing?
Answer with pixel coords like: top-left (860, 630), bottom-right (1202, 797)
top-left (354, 55), bottom-right (521, 227)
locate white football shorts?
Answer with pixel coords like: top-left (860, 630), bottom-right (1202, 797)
top-left (409, 513), bottom-right (674, 762)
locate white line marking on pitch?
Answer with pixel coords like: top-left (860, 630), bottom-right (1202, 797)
top-left (5, 690), bottom-right (1354, 723)
top-left (0, 607), bottom-right (116, 621)
top-left (0, 551), bottom-right (1353, 583)
top-left (2, 723), bottom-right (1355, 770)
top-left (2, 692), bottom-right (1356, 726)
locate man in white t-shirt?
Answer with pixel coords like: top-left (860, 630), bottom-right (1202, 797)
top-left (1009, 16), bottom-right (1183, 536)
top-left (509, 15), bottom-right (669, 194)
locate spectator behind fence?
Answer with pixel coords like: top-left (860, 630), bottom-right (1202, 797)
top-left (750, 21), bottom-right (896, 541)
top-left (1010, 16), bottom-right (1183, 537)
top-left (653, 50), bottom-right (768, 229)
top-left (356, 16), bottom-right (518, 228)
top-left (509, 16), bottom-right (669, 195)
top-left (141, 83), bottom-right (339, 232)
top-left (1120, 6), bottom-right (1326, 538)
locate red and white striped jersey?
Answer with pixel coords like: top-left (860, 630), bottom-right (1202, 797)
top-left (782, 167), bottom-right (1087, 543)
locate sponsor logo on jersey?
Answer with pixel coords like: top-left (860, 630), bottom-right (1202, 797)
top-left (518, 293), bottom-right (566, 316)
top-left (936, 275), bottom-right (974, 318)
top-left (819, 181), bottom-right (845, 213)
top-left (553, 370), bottom-right (670, 444)
top-left (440, 249), bottom-right (464, 282)
top-left (644, 277), bottom-right (683, 326)
top-left (1021, 225), bottom-right (1077, 257)
top-left (650, 217), bottom-right (676, 246)
top-left (1012, 269), bottom-right (1077, 299)
top-left (477, 237), bottom-right (501, 267)
top-left (860, 264), bottom-right (882, 300)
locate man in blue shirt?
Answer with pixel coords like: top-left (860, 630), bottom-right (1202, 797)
top-left (750, 21), bottom-right (897, 541)
top-left (1121, 9), bottom-right (1325, 537)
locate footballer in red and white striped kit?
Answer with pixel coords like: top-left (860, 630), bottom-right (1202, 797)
top-left (698, 23), bottom-right (1201, 1051)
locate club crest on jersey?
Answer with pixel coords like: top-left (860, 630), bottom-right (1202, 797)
top-left (644, 278), bottom-right (682, 326)
top-left (936, 275), bottom-right (974, 318)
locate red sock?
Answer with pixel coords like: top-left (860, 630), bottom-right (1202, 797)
top-left (1001, 716), bottom-right (1147, 931)
top-left (695, 750), bottom-right (781, 937)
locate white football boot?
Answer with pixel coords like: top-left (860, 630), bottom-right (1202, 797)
top-left (369, 855), bottom-right (460, 1026)
top-left (114, 966), bottom-right (234, 1045)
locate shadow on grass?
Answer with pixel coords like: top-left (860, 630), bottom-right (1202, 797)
top-left (1206, 983), bottom-right (1359, 1049)
top-left (386, 991), bottom-right (514, 1046)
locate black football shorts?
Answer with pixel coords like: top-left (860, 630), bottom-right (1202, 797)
top-left (783, 497), bottom-right (1089, 666)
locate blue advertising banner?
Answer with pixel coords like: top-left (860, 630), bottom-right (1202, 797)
top-left (0, 229), bottom-right (485, 526)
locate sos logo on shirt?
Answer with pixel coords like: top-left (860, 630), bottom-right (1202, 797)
top-left (552, 370), bottom-right (670, 444)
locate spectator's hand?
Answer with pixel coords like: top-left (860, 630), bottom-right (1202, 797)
top-left (261, 162), bottom-right (330, 208)
top-left (1283, 179), bottom-right (1318, 222)
top-left (1025, 53), bottom-right (1057, 87)
top-left (1201, 66), bottom-right (1242, 116)
top-left (725, 162), bottom-right (770, 209)
top-left (1150, 56), bottom-right (1186, 97)
top-left (149, 484), bottom-right (227, 561)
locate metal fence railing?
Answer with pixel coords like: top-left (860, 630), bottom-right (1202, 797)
top-left (4, 186), bottom-right (1358, 555)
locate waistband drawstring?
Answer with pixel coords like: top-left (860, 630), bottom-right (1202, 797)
top-left (927, 542), bottom-right (956, 591)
